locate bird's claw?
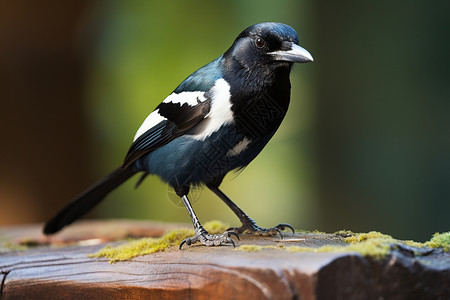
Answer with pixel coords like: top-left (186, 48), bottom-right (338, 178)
top-left (228, 219), bottom-right (295, 237)
top-left (275, 223), bottom-right (295, 234)
top-left (179, 230), bottom-right (239, 249)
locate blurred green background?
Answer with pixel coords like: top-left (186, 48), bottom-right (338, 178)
top-left (0, 0), bottom-right (449, 241)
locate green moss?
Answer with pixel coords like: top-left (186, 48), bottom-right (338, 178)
top-left (321, 231), bottom-right (445, 258)
top-left (343, 231), bottom-right (394, 243)
top-left (238, 231), bottom-right (450, 259)
top-left (1, 241), bottom-right (29, 252)
top-left (401, 239), bottom-right (425, 248)
top-left (89, 227), bottom-right (194, 263)
top-left (234, 241), bottom-right (391, 259)
top-left (339, 238), bottom-right (393, 258)
top-left (89, 220), bottom-right (230, 263)
top-left (235, 245), bottom-right (262, 252)
top-left (89, 221), bottom-right (450, 263)
top-left (233, 231), bottom-right (394, 258)
top-left (424, 232), bottom-right (450, 251)
top-left (203, 220), bottom-right (230, 234)
top-left (282, 238), bottom-right (391, 259)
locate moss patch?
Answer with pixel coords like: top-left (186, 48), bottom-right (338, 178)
top-left (283, 237), bottom-right (393, 259)
top-left (342, 231), bottom-right (393, 243)
top-left (237, 231), bottom-right (450, 259)
top-left (235, 245), bottom-right (263, 252)
top-left (291, 230), bottom-right (450, 259)
top-left (89, 221), bottom-right (449, 262)
top-left (89, 221), bottom-right (230, 263)
top-left (233, 231), bottom-right (396, 258)
top-left (202, 220), bottom-right (230, 235)
top-left (424, 232), bottom-right (450, 251)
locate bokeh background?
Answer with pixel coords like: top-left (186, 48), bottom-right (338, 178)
top-left (1, 0), bottom-right (449, 241)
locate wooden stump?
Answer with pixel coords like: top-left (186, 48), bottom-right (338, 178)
top-left (1, 220), bottom-right (449, 299)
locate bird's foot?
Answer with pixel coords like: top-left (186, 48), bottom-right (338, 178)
top-left (228, 217), bottom-right (295, 237)
top-left (179, 227), bottom-right (239, 249)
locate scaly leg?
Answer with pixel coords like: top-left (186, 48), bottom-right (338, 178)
top-left (179, 194), bottom-right (238, 249)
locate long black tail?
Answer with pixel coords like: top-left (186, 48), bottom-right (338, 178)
top-left (43, 166), bottom-right (137, 235)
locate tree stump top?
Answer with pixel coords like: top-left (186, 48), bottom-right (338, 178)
top-left (1, 220), bottom-right (449, 299)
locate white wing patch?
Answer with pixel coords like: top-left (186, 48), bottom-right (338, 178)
top-left (227, 137), bottom-right (251, 157)
top-left (163, 91), bottom-right (207, 105)
top-left (133, 109), bottom-right (166, 141)
top-left (133, 90), bottom-right (209, 142)
top-left (189, 79), bottom-right (233, 141)
top-left (133, 78), bottom-right (231, 143)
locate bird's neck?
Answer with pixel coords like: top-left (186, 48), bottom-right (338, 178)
top-left (225, 60), bottom-right (292, 113)
top-left (222, 61), bottom-right (292, 139)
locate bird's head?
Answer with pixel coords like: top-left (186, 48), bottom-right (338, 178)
top-left (224, 22), bottom-right (313, 73)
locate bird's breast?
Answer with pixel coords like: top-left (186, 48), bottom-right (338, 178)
top-left (140, 122), bottom-right (273, 187)
top-left (232, 91), bottom-right (288, 140)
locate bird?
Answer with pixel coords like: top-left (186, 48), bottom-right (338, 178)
top-left (43, 22), bottom-right (313, 248)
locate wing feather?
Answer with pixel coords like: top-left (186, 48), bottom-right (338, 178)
top-left (122, 97), bottom-right (211, 169)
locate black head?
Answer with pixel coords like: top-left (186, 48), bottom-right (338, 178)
top-left (224, 22), bottom-right (313, 72)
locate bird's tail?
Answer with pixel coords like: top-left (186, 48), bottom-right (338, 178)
top-left (43, 166), bottom-right (137, 235)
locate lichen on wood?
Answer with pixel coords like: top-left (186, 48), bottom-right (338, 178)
top-left (236, 230), bottom-right (450, 259)
top-left (87, 218), bottom-right (449, 263)
top-left (89, 220), bottom-right (230, 263)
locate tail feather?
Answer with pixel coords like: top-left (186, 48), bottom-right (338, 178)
top-left (43, 166), bottom-right (137, 235)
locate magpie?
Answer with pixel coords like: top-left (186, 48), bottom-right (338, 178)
top-left (43, 22), bottom-right (313, 248)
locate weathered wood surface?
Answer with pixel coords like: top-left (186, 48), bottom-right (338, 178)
top-left (1, 220), bottom-right (449, 300)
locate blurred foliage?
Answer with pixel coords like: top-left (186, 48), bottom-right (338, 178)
top-left (313, 1), bottom-right (450, 241)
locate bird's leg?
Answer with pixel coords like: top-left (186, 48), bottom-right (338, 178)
top-left (208, 186), bottom-right (294, 236)
top-left (178, 194), bottom-right (238, 249)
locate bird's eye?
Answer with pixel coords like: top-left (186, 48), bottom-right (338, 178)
top-left (255, 37), bottom-right (265, 48)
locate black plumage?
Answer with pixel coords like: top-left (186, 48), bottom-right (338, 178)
top-left (44, 22), bottom-right (313, 247)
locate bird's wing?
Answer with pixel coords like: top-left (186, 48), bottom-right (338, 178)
top-left (122, 91), bottom-right (212, 169)
top-left (122, 56), bottom-right (226, 169)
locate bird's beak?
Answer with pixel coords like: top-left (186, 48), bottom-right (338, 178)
top-left (270, 43), bottom-right (314, 63)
